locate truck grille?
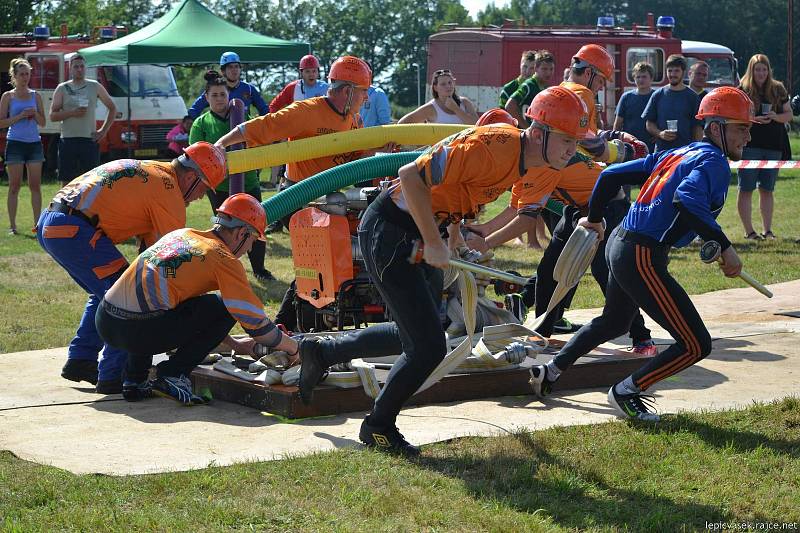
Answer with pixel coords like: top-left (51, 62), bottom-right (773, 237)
top-left (139, 125), bottom-right (173, 147)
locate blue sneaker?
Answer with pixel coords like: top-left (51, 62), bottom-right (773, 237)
top-left (122, 379), bottom-right (153, 402)
top-left (152, 375), bottom-right (207, 406)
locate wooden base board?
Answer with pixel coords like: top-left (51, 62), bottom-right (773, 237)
top-left (190, 340), bottom-right (654, 419)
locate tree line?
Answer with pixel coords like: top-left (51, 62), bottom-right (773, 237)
top-left (2, 0), bottom-right (796, 109)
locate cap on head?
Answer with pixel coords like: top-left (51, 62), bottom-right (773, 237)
top-left (328, 56), bottom-right (371, 89)
top-left (525, 86), bottom-right (590, 139)
top-left (179, 141), bottom-right (226, 189)
top-left (214, 193), bottom-right (267, 240)
top-left (476, 108), bottom-right (518, 127)
top-left (220, 51), bottom-right (241, 67)
top-left (299, 54), bottom-right (320, 70)
top-left (696, 86), bottom-right (757, 124)
top-left (572, 44), bottom-right (614, 81)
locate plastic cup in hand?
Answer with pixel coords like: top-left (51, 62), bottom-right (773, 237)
top-left (666, 120), bottom-right (678, 132)
top-left (77, 97), bottom-right (89, 109)
top-left (761, 103), bottom-right (771, 115)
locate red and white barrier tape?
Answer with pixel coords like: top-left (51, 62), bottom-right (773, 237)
top-left (728, 160), bottom-right (800, 169)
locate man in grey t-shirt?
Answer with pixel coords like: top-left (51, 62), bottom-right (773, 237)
top-left (49, 54), bottom-right (116, 184)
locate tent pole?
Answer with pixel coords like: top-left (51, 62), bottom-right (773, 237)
top-left (127, 64), bottom-right (132, 158)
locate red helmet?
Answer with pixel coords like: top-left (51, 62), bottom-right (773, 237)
top-left (696, 87), bottom-right (757, 124)
top-left (215, 193), bottom-right (266, 241)
top-left (180, 141), bottom-right (226, 189)
top-left (328, 56), bottom-right (371, 88)
top-left (476, 108), bottom-right (518, 127)
top-left (299, 54), bottom-right (320, 70)
top-left (572, 44), bottom-right (614, 81)
top-left (525, 86), bottom-right (589, 139)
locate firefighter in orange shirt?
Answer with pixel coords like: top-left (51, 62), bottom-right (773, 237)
top-left (37, 142), bottom-right (226, 394)
top-left (296, 87), bottom-right (590, 455)
top-left (97, 193), bottom-right (299, 405)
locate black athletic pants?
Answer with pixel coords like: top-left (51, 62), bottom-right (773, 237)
top-left (521, 201), bottom-right (651, 343)
top-left (552, 227), bottom-right (712, 390)
top-left (319, 193), bottom-right (445, 427)
top-left (207, 186), bottom-right (267, 275)
top-left (96, 295), bottom-right (236, 382)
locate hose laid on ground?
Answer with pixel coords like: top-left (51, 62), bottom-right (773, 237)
top-left (261, 152), bottom-right (420, 223)
top-left (227, 123), bottom-right (469, 174)
top-left (523, 225), bottom-right (600, 332)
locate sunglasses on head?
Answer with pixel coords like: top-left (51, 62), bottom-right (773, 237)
top-left (433, 69), bottom-right (453, 76)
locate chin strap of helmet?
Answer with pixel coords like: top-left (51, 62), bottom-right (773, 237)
top-left (705, 118), bottom-right (729, 156)
top-left (231, 231), bottom-right (249, 256)
top-left (183, 175), bottom-right (202, 202)
top-left (530, 122), bottom-right (553, 167)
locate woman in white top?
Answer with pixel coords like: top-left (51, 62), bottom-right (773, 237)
top-left (398, 69), bottom-right (478, 124)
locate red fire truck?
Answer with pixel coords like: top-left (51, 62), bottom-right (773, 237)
top-left (427, 14), bottom-right (738, 125)
top-left (0, 25), bottom-right (187, 170)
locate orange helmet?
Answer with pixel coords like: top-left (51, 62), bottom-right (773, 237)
top-left (525, 86), bottom-right (589, 139)
top-left (476, 108), bottom-right (518, 127)
top-left (328, 56), bottom-right (371, 88)
top-left (572, 44), bottom-right (614, 81)
top-left (180, 141), bottom-right (226, 189)
top-left (215, 193), bottom-right (266, 241)
top-left (696, 87), bottom-right (757, 124)
top-left (299, 54), bottom-right (320, 70)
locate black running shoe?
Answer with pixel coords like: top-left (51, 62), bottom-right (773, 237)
top-left (95, 379), bottom-right (122, 394)
top-left (254, 269), bottom-right (276, 282)
top-left (298, 338), bottom-right (328, 405)
top-left (61, 359), bottom-right (98, 385)
top-left (122, 379), bottom-right (153, 402)
top-left (553, 318), bottom-right (583, 334)
top-left (607, 386), bottom-right (660, 422)
top-left (359, 418), bottom-right (420, 456)
top-left (528, 364), bottom-right (554, 399)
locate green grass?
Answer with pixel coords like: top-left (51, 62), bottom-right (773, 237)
top-left (3, 143), bottom-right (798, 352)
top-left (1, 398), bottom-right (799, 531)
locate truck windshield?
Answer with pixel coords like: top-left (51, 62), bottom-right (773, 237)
top-left (96, 65), bottom-right (179, 97)
top-left (686, 57), bottom-right (736, 86)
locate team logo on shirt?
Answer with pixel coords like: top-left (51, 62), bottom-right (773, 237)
top-left (141, 234), bottom-right (205, 278)
top-left (96, 160), bottom-right (149, 189)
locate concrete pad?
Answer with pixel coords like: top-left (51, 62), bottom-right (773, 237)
top-left (1, 280), bottom-right (799, 475)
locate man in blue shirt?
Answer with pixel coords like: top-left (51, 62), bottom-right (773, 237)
top-left (360, 85), bottom-right (391, 127)
top-left (528, 87), bottom-right (755, 421)
top-left (614, 62), bottom-right (656, 153)
top-left (643, 54), bottom-right (702, 152)
top-left (187, 52), bottom-right (269, 119)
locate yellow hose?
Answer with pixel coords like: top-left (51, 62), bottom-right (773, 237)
top-left (226, 123), bottom-right (470, 174)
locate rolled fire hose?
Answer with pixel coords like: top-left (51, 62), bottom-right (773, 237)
top-left (227, 123), bottom-right (469, 174)
top-left (523, 225), bottom-right (600, 332)
top-left (227, 98), bottom-right (247, 193)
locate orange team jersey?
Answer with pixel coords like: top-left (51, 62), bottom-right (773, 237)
top-left (560, 81), bottom-right (598, 134)
top-left (105, 228), bottom-right (280, 343)
top-left (241, 96), bottom-right (362, 182)
top-left (54, 159), bottom-right (185, 247)
top-left (389, 124), bottom-right (527, 224)
top-left (510, 152), bottom-right (603, 214)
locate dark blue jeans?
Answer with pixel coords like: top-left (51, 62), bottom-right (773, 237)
top-left (58, 137), bottom-right (99, 185)
top-left (352, 193), bottom-right (445, 427)
top-left (95, 294), bottom-right (236, 382)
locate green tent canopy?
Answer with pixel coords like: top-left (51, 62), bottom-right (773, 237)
top-left (80, 0), bottom-right (309, 66)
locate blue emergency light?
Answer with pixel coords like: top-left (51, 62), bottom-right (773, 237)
top-left (656, 16), bottom-right (676, 29)
top-left (597, 16), bottom-right (615, 28)
top-left (33, 26), bottom-right (50, 39)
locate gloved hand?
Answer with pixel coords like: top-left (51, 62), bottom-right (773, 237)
top-left (622, 140), bottom-right (649, 162)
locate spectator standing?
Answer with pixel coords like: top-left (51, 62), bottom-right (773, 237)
top-left (499, 50), bottom-right (536, 108)
top-left (643, 54), bottom-right (702, 152)
top-left (1, 58), bottom-right (45, 235)
top-left (688, 61), bottom-right (710, 99)
top-left (737, 53), bottom-right (793, 240)
top-left (398, 69), bottom-right (478, 124)
top-left (613, 62), bottom-right (656, 153)
top-left (49, 54), bottom-right (117, 185)
top-left (505, 50), bottom-right (556, 127)
top-left (189, 71), bottom-right (274, 281)
top-left (166, 115), bottom-right (192, 156)
top-left (269, 54), bottom-right (329, 113)
top-left (360, 85), bottom-right (391, 127)
top-left (188, 52), bottom-right (269, 120)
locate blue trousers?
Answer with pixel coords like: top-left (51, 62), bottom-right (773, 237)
top-left (37, 209), bottom-right (128, 381)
